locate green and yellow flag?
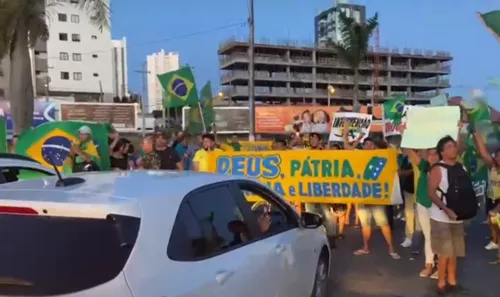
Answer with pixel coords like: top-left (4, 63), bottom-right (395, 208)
top-left (187, 104), bottom-right (204, 134)
top-left (478, 10), bottom-right (500, 42)
top-left (383, 94), bottom-right (406, 125)
top-left (0, 118), bottom-right (7, 153)
top-left (158, 67), bottom-right (199, 108)
top-left (15, 121), bottom-right (111, 172)
top-left (200, 81), bottom-right (215, 128)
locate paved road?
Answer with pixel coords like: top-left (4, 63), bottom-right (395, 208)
top-left (327, 218), bottom-right (499, 297)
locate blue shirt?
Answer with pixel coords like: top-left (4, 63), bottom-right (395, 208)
top-left (175, 144), bottom-right (191, 170)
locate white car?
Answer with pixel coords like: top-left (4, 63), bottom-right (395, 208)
top-left (0, 168), bottom-right (331, 297)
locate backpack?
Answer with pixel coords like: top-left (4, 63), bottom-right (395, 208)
top-left (436, 163), bottom-right (478, 220)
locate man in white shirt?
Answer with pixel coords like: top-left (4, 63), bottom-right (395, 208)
top-left (428, 135), bottom-right (465, 295)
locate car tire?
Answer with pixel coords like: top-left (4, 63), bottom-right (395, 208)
top-left (310, 249), bottom-right (329, 297)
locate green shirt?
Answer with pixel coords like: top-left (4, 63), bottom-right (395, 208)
top-left (229, 142), bottom-right (242, 151)
top-left (415, 160), bottom-right (432, 208)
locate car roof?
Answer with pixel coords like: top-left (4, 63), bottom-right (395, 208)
top-left (0, 154), bottom-right (56, 174)
top-left (0, 170), bottom-right (251, 211)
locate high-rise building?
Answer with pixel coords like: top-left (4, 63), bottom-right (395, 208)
top-left (315, 0), bottom-right (366, 46)
top-left (218, 39), bottom-right (452, 106)
top-left (34, 0), bottom-right (114, 102)
top-left (112, 37), bottom-right (129, 98)
top-left (0, 57), bottom-right (9, 100)
top-left (146, 50), bottom-right (180, 113)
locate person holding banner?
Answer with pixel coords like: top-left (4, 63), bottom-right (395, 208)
top-left (342, 121), bottom-right (400, 259)
top-left (304, 132), bottom-right (337, 246)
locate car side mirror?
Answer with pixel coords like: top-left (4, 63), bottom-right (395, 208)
top-left (300, 211), bottom-right (323, 229)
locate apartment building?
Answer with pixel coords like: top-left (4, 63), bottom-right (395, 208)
top-left (146, 50), bottom-right (180, 113)
top-left (33, 0), bottom-right (114, 102)
top-left (218, 39), bottom-right (452, 106)
top-left (112, 37), bottom-right (129, 98)
top-left (0, 57), bottom-right (8, 100)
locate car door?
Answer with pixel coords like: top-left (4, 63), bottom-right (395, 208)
top-left (232, 180), bottom-right (318, 297)
top-left (168, 183), bottom-right (278, 297)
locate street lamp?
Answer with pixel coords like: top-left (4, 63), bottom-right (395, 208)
top-left (327, 85), bottom-right (335, 106)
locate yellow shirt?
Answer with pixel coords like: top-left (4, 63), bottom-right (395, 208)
top-left (490, 167), bottom-right (500, 200)
top-left (193, 148), bottom-right (222, 172)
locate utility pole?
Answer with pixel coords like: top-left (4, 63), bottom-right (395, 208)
top-left (135, 62), bottom-right (149, 137)
top-left (248, 0), bottom-right (256, 141)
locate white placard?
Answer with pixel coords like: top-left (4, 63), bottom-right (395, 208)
top-left (401, 106), bottom-right (460, 149)
top-left (329, 112), bottom-right (372, 142)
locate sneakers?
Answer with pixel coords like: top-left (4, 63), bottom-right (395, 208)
top-left (485, 241), bottom-right (499, 250)
top-left (401, 238), bottom-right (412, 248)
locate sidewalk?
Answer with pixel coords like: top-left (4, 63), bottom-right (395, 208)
top-left (328, 220), bottom-right (499, 297)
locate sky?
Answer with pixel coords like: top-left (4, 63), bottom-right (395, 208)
top-left (110, 0), bottom-right (500, 108)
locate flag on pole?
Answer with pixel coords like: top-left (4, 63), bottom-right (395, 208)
top-left (199, 81), bottom-right (215, 128)
top-left (158, 67), bottom-right (199, 108)
top-left (477, 10), bottom-right (500, 42)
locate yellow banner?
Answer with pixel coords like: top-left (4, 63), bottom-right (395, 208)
top-left (220, 141), bottom-right (273, 151)
top-left (207, 149), bottom-right (398, 205)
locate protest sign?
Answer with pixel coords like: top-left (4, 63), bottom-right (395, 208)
top-left (329, 112), bottom-right (372, 142)
top-left (383, 105), bottom-right (410, 137)
top-left (401, 106), bottom-right (460, 149)
top-left (207, 149), bottom-right (400, 205)
top-left (220, 141), bottom-right (273, 151)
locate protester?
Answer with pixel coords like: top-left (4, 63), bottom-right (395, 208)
top-left (473, 131), bottom-right (500, 252)
top-left (109, 138), bottom-right (130, 171)
top-left (193, 133), bottom-right (222, 172)
top-left (155, 130), bottom-right (183, 170)
top-left (138, 134), bottom-right (161, 170)
top-left (343, 122), bottom-right (399, 259)
top-left (304, 133), bottom-right (336, 246)
top-left (272, 139), bottom-right (287, 150)
top-left (404, 147), bottom-right (439, 278)
top-left (399, 148), bottom-right (416, 248)
top-left (228, 134), bottom-right (242, 151)
top-left (428, 135), bottom-right (467, 294)
top-left (125, 140), bottom-right (137, 170)
top-left (9, 135), bottom-right (18, 153)
top-left (175, 135), bottom-right (192, 171)
top-left (69, 126), bottom-right (99, 172)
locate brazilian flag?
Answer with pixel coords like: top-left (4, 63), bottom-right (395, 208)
top-left (187, 104), bottom-right (204, 134)
top-left (158, 67), bottom-right (199, 108)
top-left (15, 121), bottom-right (111, 173)
top-left (477, 10), bottom-right (500, 42)
top-left (383, 94), bottom-right (406, 125)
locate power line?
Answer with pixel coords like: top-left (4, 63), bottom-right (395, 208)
top-left (43, 21), bottom-right (247, 61)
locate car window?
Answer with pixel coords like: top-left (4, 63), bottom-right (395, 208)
top-left (0, 213), bottom-right (140, 296)
top-left (0, 166), bottom-right (53, 184)
top-left (237, 183), bottom-right (299, 237)
top-left (167, 184), bottom-right (252, 261)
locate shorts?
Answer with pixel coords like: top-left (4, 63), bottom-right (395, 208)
top-left (486, 198), bottom-right (500, 214)
top-left (330, 204), bottom-right (347, 216)
top-left (357, 205), bottom-right (388, 227)
top-left (430, 219), bottom-right (465, 257)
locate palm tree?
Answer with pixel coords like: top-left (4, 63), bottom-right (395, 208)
top-left (0, 0), bottom-right (109, 134)
top-left (329, 11), bottom-right (378, 111)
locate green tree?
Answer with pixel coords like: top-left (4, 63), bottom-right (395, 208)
top-left (329, 11), bottom-right (378, 110)
top-left (0, 0), bottom-right (109, 134)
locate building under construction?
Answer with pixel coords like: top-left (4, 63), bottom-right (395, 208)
top-left (218, 2), bottom-right (452, 106)
top-left (218, 39), bottom-right (452, 106)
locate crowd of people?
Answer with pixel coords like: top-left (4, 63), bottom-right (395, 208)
top-left (47, 122), bottom-right (499, 296)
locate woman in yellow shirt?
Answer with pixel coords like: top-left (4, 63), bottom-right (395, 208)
top-left (193, 134), bottom-right (222, 172)
top-left (473, 132), bottom-right (500, 260)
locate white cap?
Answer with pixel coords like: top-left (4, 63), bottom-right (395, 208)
top-left (78, 125), bottom-right (92, 135)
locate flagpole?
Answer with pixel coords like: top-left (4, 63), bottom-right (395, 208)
top-left (248, 0), bottom-right (256, 141)
top-left (198, 101), bottom-right (207, 132)
top-left (477, 12), bottom-right (500, 44)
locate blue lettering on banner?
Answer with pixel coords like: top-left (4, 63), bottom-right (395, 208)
top-left (216, 155), bottom-right (281, 179)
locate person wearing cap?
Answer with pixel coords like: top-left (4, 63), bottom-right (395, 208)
top-left (193, 134), bottom-right (222, 172)
top-left (69, 126), bottom-right (94, 172)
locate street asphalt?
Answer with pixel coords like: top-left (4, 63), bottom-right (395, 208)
top-left (327, 217), bottom-right (500, 297)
